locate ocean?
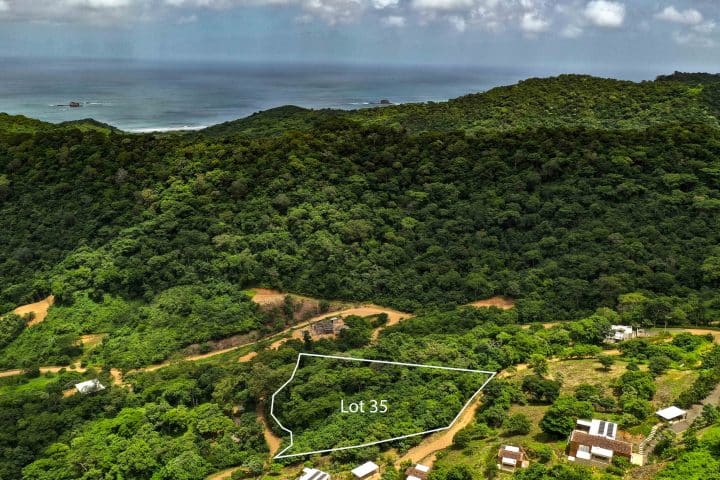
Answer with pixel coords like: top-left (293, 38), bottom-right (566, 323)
top-left (0, 59), bottom-right (656, 132)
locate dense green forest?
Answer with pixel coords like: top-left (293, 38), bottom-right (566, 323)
top-left (3, 72), bottom-right (720, 479)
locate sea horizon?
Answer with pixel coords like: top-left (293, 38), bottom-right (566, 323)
top-left (0, 58), bottom-right (663, 132)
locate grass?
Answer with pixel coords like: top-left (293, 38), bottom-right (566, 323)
top-left (654, 369), bottom-right (699, 407)
top-left (0, 374), bottom-right (55, 396)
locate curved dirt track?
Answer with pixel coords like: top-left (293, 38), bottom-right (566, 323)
top-left (396, 395), bottom-right (483, 468)
top-left (12, 295), bottom-right (55, 326)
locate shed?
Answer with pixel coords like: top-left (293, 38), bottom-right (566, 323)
top-left (352, 461), bottom-right (379, 480)
top-left (656, 406), bottom-right (687, 423)
top-left (405, 464), bottom-right (430, 480)
top-left (298, 467), bottom-right (330, 480)
top-left (74, 379), bottom-right (105, 394)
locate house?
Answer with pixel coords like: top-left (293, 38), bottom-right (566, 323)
top-left (605, 325), bottom-right (635, 343)
top-left (656, 406), bottom-right (687, 424)
top-left (352, 461), bottom-right (379, 480)
top-left (74, 379), bottom-right (105, 394)
top-left (497, 445), bottom-right (529, 472)
top-left (311, 317), bottom-right (345, 336)
top-left (313, 318), bottom-right (336, 335)
top-left (405, 463), bottom-right (430, 480)
top-left (567, 419), bottom-right (634, 467)
top-left (297, 467), bottom-right (330, 480)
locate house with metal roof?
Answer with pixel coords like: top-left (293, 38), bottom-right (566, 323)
top-left (497, 445), bottom-right (529, 472)
top-left (605, 325), bottom-right (636, 343)
top-left (656, 406), bottom-right (687, 423)
top-left (352, 461), bottom-right (379, 480)
top-left (405, 463), bottom-right (430, 480)
top-left (567, 419), bottom-right (635, 467)
top-left (297, 467), bottom-right (330, 480)
top-left (74, 379), bottom-right (105, 395)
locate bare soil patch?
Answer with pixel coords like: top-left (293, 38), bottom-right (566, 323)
top-left (248, 288), bottom-right (344, 323)
top-left (468, 296), bottom-right (515, 310)
top-left (62, 388), bottom-right (77, 398)
top-left (13, 295), bottom-right (55, 326)
top-left (238, 351), bottom-right (258, 363)
top-left (257, 403), bottom-right (282, 456)
top-left (78, 334), bottom-right (106, 347)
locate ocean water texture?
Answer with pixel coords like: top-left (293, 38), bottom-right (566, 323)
top-left (0, 59), bottom-right (655, 132)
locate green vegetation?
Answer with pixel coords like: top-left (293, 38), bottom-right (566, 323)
top-left (272, 356), bottom-right (489, 458)
top-left (3, 72), bottom-right (720, 478)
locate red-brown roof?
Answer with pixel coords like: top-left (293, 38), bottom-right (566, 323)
top-left (569, 430), bottom-right (633, 456)
top-left (497, 447), bottom-right (526, 461)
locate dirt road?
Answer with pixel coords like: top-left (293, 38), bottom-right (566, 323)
top-left (12, 295), bottom-right (55, 326)
top-left (258, 403), bottom-right (282, 456)
top-left (396, 394), bottom-right (484, 468)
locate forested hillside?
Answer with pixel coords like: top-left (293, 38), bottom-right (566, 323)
top-left (3, 73), bottom-right (720, 479)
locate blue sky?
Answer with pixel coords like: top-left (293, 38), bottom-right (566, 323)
top-left (0, 1), bottom-right (718, 71)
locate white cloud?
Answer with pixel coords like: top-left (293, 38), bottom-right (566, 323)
top-left (64, 0), bottom-right (133, 6)
top-left (655, 6), bottom-right (703, 26)
top-left (584, 0), bottom-right (625, 28)
top-left (372, 0), bottom-right (398, 9)
top-left (0, 0), bottom-right (8, 11)
top-left (411, 0), bottom-right (473, 12)
top-left (673, 30), bottom-right (715, 48)
top-left (561, 23), bottom-right (583, 38)
top-left (381, 14), bottom-right (405, 26)
top-left (177, 13), bottom-right (197, 23)
top-left (520, 11), bottom-right (550, 33)
top-left (447, 14), bottom-right (466, 31)
top-left (693, 20), bottom-right (716, 35)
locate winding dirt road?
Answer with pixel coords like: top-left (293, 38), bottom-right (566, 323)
top-left (396, 394), bottom-right (484, 468)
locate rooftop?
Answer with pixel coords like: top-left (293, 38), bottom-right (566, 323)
top-left (656, 406), bottom-right (687, 421)
top-left (569, 430), bottom-right (632, 456)
top-left (576, 419), bottom-right (618, 439)
top-left (74, 379), bottom-right (105, 394)
top-left (352, 461), bottom-right (379, 478)
top-left (298, 468), bottom-right (330, 480)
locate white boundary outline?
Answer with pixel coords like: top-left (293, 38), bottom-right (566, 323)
top-left (269, 353), bottom-right (496, 459)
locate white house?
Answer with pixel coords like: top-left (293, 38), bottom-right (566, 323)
top-left (352, 461), bottom-right (379, 480)
top-left (298, 467), bottom-right (330, 480)
top-left (605, 325), bottom-right (635, 343)
top-left (74, 379), bottom-right (105, 394)
top-left (405, 463), bottom-right (430, 480)
top-left (568, 419), bottom-right (634, 466)
top-left (656, 406), bottom-right (687, 423)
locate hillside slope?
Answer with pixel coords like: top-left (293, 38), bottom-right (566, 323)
top-left (202, 74), bottom-right (720, 137)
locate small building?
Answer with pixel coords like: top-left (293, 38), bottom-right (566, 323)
top-left (497, 445), bottom-right (529, 472)
top-left (656, 406), bottom-right (687, 424)
top-left (605, 325), bottom-right (636, 343)
top-left (405, 463), bottom-right (430, 480)
top-left (298, 467), bottom-right (330, 480)
top-left (74, 379), bottom-right (105, 395)
top-left (352, 461), bottom-right (379, 480)
top-left (312, 317), bottom-right (345, 336)
top-left (567, 419), bottom-right (634, 467)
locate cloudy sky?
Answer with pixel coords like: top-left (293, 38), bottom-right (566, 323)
top-left (0, 0), bottom-right (718, 72)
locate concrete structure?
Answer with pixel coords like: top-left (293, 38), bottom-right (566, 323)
top-left (74, 379), bottom-right (105, 394)
top-left (656, 406), bottom-right (687, 423)
top-left (405, 464), bottom-right (430, 480)
top-left (352, 461), bottom-right (379, 480)
top-left (567, 419), bottom-right (634, 467)
top-left (605, 325), bottom-right (635, 343)
top-left (497, 445), bottom-right (529, 472)
top-left (298, 468), bottom-right (330, 480)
